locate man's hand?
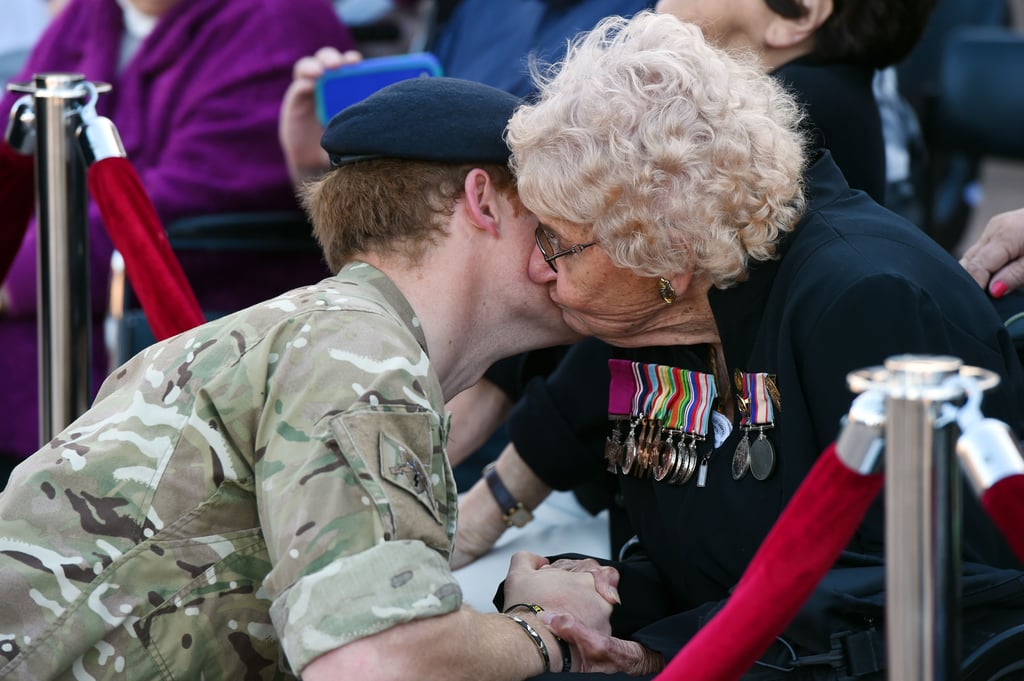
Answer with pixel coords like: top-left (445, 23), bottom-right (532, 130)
top-left (502, 552), bottom-right (619, 635)
top-left (279, 47), bottom-right (362, 186)
top-left (542, 611), bottom-right (666, 675)
top-left (960, 207), bottom-right (1024, 298)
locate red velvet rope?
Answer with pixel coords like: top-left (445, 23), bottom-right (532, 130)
top-left (981, 474), bottom-right (1024, 564)
top-left (87, 156), bottom-right (203, 339)
top-left (656, 443), bottom-right (884, 681)
top-left (0, 141), bottom-right (36, 283)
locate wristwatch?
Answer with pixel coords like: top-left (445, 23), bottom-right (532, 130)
top-left (483, 462), bottom-right (534, 528)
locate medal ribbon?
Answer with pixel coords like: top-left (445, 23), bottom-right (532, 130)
top-left (649, 363), bottom-right (675, 423)
top-left (630, 360), bottom-right (645, 418)
top-left (639, 363), bottom-right (661, 419)
top-left (607, 359), bottom-right (636, 416)
top-left (660, 367), bottom-right (688, 430)
top-left (741, 371), bottom-right (775, 426)
top-left (609, 360), bottom-right (717, 436)
top-left (656, 364), bottom-right (681, 425)
top-left (677, 367), bottom-right (717, 436)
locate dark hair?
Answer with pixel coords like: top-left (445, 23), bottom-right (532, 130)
top-left (301, 160), bottom-right (516, 273)
top-left (765, 0), bottom-right (938, 68)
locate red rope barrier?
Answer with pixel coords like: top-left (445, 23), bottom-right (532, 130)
top-left (656, 443), bottom-right (884, 681)
top-left (87, 156), bottom-right (203, 340)
top-left (981, 474), bottom-right (1024, 564)
top-left (0, 141), bottom-right (36, 283)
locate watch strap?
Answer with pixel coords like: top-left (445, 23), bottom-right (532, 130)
top-left (483, 462), bottom-right (533, 527)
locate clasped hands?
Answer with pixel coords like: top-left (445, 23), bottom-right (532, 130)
top-left (502, 551), bottom-right (665, 675)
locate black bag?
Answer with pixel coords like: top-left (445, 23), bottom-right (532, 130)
top-left (737, 553), bottom-right (1024, 680)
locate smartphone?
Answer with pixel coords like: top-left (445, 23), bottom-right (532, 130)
top-left (315, 52), bottom-right (444, 125)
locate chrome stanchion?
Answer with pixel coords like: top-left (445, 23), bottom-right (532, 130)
top-left (848, 355), bottom-right (1000, 681)
top-left (6, 73), bottom-right (111, 444)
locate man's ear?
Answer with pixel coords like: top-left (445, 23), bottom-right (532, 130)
top-left (764, 0), bottom-right (833, 50)
top-left (462, 168), bottom-right (502, 238)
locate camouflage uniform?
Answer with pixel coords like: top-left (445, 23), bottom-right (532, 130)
top-left (0, 262), bottom-right (462, 679)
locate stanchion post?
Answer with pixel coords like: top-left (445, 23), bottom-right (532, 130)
top-left (882, 355), bottom-right (962, 681)
top-left (846, 355), bottom-right (997, 681)
top-left (7, 73), bottom-right (103, 444)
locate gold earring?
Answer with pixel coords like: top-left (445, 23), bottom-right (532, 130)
top-left (658, 277), bottom-right (676, 305)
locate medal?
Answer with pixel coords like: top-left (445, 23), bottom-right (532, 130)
top-left (641, 418), bottom-right (659, 476)
top-left (605, 359), bottom-right (718, 485)
top-left (749, 429), bottom-right (776, 480)
top-left (732, 432), bottom-right (750, 480)
top-left (621, 418), bottom-right (639, 475)
top-left (653, 431), bottom-right (678, 482)
top-left (606, 361), bottom-right (637, 473)
top-left (670, 439), bottom-right (698, 485)
top-left (732, 370), bottom-right (779, 482)
top-left (604, 418), bottom-right (625, 472)
top-left (636, 419), bottom-right (652, 474)
top-left (664, 436), bottom-right (687, 482)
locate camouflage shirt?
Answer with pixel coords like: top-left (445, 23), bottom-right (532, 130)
top-left (0, 262), bottom-right (462, 679)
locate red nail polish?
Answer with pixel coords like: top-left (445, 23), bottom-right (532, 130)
top-left (991, 280), bottom-right (1008, 299)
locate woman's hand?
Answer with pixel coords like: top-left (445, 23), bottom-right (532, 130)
top-left (960, 207), bottom-right (1024, 298)
top-left (543, 610), bottom-right (666, 675)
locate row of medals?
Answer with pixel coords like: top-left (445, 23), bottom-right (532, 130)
top-left (604, 416), bottom-right (704, 485)
top-left (604, 416), bottom-right (778, 484)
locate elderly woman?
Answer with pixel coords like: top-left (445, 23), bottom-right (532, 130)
top-left (452, 0), bottom-right (938, 571)
top-left (490, 11), bottom-right (1024, 680)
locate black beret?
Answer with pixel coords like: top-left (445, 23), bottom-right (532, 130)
top-left (321, 77), bottom-right (521, 167)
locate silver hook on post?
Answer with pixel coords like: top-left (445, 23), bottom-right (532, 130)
top-left (954, 371), bottom-right (1024, 498)
top-left (76, 80), bottom-right (125, 166)
top-left (835, 388), bottom-right (887, 475)
top-left (5, 94), bottom-right (37, 155)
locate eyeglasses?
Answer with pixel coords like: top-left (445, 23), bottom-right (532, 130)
top-left (535, 225), bottom-right (596, 273)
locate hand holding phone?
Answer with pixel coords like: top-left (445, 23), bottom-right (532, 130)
top-left (315, 52), bottom-right (443, 125)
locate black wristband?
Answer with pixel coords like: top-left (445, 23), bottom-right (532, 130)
top-left (556, 635), bottom-right (572, 673)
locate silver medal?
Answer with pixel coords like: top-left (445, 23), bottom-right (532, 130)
top-left (749, 430), bottom-right (776, 481)
top-left (621, 420), bottom-right (638, 474)
top-left (731, 431), bottom-right (750, 480)
top-left (653, 433), bottom-right (677, 482)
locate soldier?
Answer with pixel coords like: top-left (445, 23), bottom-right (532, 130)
top-left (0, 77), bottom-right (643, 680)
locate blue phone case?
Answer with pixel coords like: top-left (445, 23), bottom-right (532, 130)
top-left (315, 53), bottom-right (443, 125)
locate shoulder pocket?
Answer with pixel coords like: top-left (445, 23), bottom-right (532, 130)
top-left (333, 409), bottom-right (453, 551)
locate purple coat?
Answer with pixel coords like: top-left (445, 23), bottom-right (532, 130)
top-left (0, 0), bottom-right (353, 458)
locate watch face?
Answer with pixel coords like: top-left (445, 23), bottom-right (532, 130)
top-left (506, 505), bottom-right (533, 528)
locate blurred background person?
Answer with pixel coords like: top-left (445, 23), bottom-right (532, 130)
top-left (0, 0), bottom-right (355, 483)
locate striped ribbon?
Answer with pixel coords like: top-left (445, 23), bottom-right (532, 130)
top-left (740, 371), bottom-right (775, 426)
top-left (607, 359), bottom-right (717, 438)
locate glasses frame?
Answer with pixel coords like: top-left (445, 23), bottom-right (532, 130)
top-left (535, 226), bottom-right (596, 273)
